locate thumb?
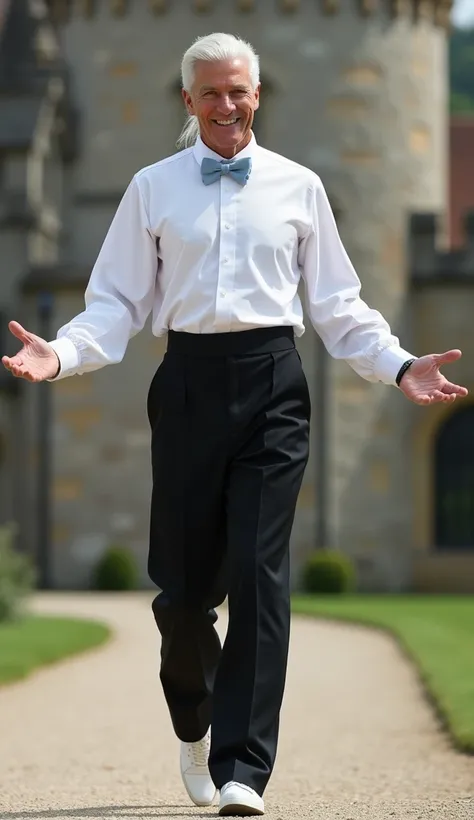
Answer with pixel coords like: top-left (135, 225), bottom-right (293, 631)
top-left (432, 349), bottom-right (462, 367)
top-left (8, 321), bottom-right (33, 345)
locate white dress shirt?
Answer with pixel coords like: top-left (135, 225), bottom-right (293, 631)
top-left (49, 133), bottom-right (414, 384)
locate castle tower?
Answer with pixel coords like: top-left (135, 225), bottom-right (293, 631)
top-left (42, 0), bottom-right (452, 589)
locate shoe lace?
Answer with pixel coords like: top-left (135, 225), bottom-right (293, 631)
top-left (187, 737), bottom-right (209, 767)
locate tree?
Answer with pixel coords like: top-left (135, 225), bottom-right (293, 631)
top-left (449, 27), bottom-right (474, 115)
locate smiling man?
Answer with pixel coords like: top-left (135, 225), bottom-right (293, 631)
top-left (180, 56), bottom-right (257, 156)
top-left (2, 32), bottom-right (468, 818)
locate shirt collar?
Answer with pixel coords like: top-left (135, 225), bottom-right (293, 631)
top-left (192, 132), bottom-right (257, 166)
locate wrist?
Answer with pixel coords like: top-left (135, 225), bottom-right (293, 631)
top-left (396, 358), bottom-right (416, 387)
top-left (51, 352), bottom-right (60, 379)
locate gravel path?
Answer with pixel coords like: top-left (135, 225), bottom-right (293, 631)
top-left (0, 592), bottom-right (473, 820)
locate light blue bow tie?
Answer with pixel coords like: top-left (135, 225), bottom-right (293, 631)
top-left (201, 156), bottom-right (252, 187)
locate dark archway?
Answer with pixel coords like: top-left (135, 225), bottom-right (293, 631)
top-left (434, 405), bottom-right (474, 551)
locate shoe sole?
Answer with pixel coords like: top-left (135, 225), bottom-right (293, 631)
top-left (219, 803), bottom-right (264, 817)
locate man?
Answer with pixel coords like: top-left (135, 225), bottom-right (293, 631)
top-left (2, 31), bottom-right (467, 818)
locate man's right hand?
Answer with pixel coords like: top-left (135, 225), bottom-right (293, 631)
top-left (2, 321), bottom-right (60, 382)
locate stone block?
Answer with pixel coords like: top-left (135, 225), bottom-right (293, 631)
top-left (341, 150), bottom-right (381, 166)
top-left (59, 407), bottom-right (101, 435)
top-left (341, 64), bottom-right (383, 86)
top-left (380, 231), bottom-right (403, 269)
top-left (52, 374), bottom-right (94, 396)
top-left (410, 126), bottom-right (431, 155)
top-left (121, 101), bottom-right (139, 124)
top-left (53, 523), bottom-right (71, 543)
top-left (109, 62), bottom-right (138, 78)
top-left (369, 461), bottom-right (390, 494)
top-left (374, 418), bottom-right (393, 436)
top-left (101, 444), bottom-right (126, 462)
top-left (53, 478), bottom-right (83, 501)
top-left (326, 97), bottom-right (370, 117)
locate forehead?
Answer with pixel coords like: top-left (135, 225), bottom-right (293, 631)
top-left (193, 58), bottom-right (253, 90)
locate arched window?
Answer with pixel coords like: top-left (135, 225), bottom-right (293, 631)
top-left (434, 405), bottom-right (474, 551)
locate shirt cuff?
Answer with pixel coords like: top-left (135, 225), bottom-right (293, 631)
top-left (373, 344), bottom-right (417, 386)
top-left (47, 337), bottom-right (81, 381)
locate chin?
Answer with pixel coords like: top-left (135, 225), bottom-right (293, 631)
top-left (210, 124), bottom-right (246, 142)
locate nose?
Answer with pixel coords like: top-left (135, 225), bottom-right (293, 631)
top-left (216, 94), bottom-right (236, 115)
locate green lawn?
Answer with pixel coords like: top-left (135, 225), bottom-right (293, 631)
top-left (291, 595), bottom-right (474, 755)
top-left (0, 615), bottom-right (111, 686)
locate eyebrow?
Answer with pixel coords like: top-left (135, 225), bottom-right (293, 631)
top-left (200, 85), bottom-right (249, 92)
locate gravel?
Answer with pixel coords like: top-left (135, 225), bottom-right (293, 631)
top-left (0, 592), bottom-right (473, 819)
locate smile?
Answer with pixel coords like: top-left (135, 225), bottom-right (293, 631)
top-left (214, 118), bottom-right (239, 126)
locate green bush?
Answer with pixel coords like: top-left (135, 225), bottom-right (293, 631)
top-left (301, 549), bottom-right (355, 595)
top-left (0, 523), bottom-right (35, 623)
top-left (92, 545), bottom-right (138, 591)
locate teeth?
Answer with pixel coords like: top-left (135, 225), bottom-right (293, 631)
top-left (216, 119), bottom-right (237, 125)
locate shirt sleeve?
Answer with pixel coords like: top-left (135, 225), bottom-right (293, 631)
top-left (48, 174), bottom-right (158, 381)
top-left (298, 176), bottom-right (415, 386)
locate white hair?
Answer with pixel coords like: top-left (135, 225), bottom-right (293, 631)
top-left (176, 32), bottom-right (260, 151)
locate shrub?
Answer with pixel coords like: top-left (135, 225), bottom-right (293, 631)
top-left (92, 545), bottom-right (138, 591)
top-left (0, 523), bottom-right (36, 623)
top-left (301, 549), bottom-right (355, 595)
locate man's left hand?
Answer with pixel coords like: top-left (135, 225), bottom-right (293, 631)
top-left (398, 350), bottom-right (468, 406)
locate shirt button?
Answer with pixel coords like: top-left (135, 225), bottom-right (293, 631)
top-left (222, 257), bottom-right (228, 264)
top-left (224, 224), bottom-right (230, 230)
top-left (220, 289), bottom-right (226, 297)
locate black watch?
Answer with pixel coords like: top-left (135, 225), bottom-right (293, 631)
top-left (396, 358), bottom-right (416, 387)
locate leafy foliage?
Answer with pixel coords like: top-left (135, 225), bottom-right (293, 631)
top-left (301, 549), bottom-right (356, 595)
top-left (0, 524), bottom-right (35, 623)
top-left (450, 27), bottom-right (474, 114)
top-left (92, 545), bottom-right (138, 591)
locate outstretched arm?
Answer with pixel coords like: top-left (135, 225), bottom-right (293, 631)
top-left (3, 174), bottom-right (158, 383)
top-left (299, 177), bottom-right (467, 405)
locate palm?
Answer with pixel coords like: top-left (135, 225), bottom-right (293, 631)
top-left (398, 350), bottom-right (468, 406)
top-left (2, 321), bottom-right (59, 383)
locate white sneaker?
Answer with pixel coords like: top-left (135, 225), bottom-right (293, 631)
top-left (180, 729), bottom-right (216, 807)
top-left (219, 781), bottom-right (265, 816)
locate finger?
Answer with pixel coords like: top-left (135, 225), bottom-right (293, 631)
top-left (441, 381), bottom-right (469, 397)
top-left (9, 363), bottom-right (35, 382)
top-left (2, 354), bottom-right (24, 370)
top-left (426, 391), bottom-right (457, 405)
top-left (413, 393), bottom-right (432, 406)
top-left (413, 390), bottom-right (453, 406)
top-left (8, 321), bottom-right (32, 345)
top-left (432, 349), bottom-right (462, 366)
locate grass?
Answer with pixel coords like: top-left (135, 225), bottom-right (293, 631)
top-left (291, 594), bottom-right (474, 755)
top-left (0, 614), bottom-right (112, 686)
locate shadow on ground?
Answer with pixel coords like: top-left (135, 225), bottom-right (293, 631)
top-left (1, 807), bottom-right (216, 819)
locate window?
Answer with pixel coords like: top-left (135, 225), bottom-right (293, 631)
top-left (434, 405), bottom-right (474, 551)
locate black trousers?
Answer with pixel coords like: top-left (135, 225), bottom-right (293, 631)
top-left (147, 326), bottom-right (310, 796)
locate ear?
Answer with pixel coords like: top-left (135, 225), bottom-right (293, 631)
top-left (253, 82), bottom-right (261, 111)
top-left (181, 88), bottom-right (194, 115)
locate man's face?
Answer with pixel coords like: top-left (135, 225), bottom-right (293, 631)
top-left (182, 58), bottom-right (260, 158)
